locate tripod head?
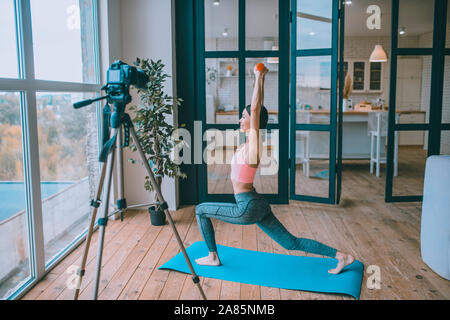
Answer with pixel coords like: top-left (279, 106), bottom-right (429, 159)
top-left (73, 60), bottom-right (149, 111)
top-left (73, 61), bottom-right (149, 163)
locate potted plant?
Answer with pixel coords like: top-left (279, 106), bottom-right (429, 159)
top-left (128, 58), bottom-right (186, 226)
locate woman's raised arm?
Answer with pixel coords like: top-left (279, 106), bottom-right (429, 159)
top-left (248, 63), bottom-right (268, 166)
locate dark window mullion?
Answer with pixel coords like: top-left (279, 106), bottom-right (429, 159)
top-left (296, 48), bottom-right (332, 56)
top-left (396, 48), bottom-right (433, 56)
top-left (328, 0), bottom-right (339, 204)
top-left (289, 0), bottom-right (297, 199)
top-left (390, 196), bottom-right (423, 202)
top-left (238, 0), bottom-right (245, 118)
top-left (277, 0), bottom-right (289, 204)
top-left (204, 51), bottom-right (239, 58)
top-left (386, 0), bottom-right (400, 202)
top-left (196, 0), bottom-right (208, 201)
top-left (295, 124), bottom-right (331, 131)
top-left (394, 123), bottom-right (430, 131)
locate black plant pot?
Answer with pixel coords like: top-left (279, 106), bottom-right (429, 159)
top-left (148, 205), bottom-right (166, 226)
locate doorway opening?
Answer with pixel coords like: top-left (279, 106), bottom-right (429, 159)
top-left (341, 0), bottom-right (449, 203)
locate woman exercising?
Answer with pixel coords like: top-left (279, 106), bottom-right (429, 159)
top-left (195, 63), bottom-right (354, 274)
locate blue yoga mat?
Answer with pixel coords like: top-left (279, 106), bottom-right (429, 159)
top-left (159, 241), bottom-right (365, 299)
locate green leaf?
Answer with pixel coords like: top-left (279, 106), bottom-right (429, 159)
top-left (130, 56), bottom-right (186, 189)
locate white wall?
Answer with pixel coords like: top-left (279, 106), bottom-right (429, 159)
top-left (119, 0), bottom-right (178, 210)
top-left (100, 0), bottom-right (178, 210)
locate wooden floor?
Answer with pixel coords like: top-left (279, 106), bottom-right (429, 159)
top-left (22, 147), bottom-right (450, 300)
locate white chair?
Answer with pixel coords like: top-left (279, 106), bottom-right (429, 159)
top-left (368, 111), bottom-right (399, 177)
top-left (296, 112), bottom-right (311, 177)
top-left (421, 155), bottom-right (450, 280)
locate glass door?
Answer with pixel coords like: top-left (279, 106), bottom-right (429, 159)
top-left (386, 0), bottom-right (449, 202)
top-left (290, 0), bottom-right (342, 204)
top-left (197, 0), bottom-right (290, 204)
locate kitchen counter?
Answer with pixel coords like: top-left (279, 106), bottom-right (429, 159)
top-left (216, 110), bottom-right (279, 115)
top-left (216, 109), bottom-right (425, 115)
top-left (296, 110), bottom-right (425, 115)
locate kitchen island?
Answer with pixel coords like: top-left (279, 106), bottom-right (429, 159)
top-left (295, 109), bottom-right (425, 160)
top-left (212, 109), bottom-right (425, 161)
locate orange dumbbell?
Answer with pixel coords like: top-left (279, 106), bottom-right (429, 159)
top-left (256, 63), bottom-right (265, 72)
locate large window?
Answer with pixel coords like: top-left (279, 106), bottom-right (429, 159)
top-left (0, 0), bottom-right (101, 299)
top-left (0, 1), bottom-right (19, 78)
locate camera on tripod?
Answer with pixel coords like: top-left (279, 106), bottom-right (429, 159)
top-left (106, 61), bottom-right (149, 103)
top-left (73, 60), bottom-right (150, 164)
top-left (107, 60), bottom-right (148, 88)
top-left (71, 60), bottom-right (206, 301)
top-left (74, 60), bottom-right (149, 109)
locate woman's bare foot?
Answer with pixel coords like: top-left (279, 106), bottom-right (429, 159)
top-left (328, 251), bottom-right (355, 274)
top-left (195, 251), bottom-right (221, 266)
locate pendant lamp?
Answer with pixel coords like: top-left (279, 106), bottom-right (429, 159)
top-left (369, 45), bottom-right (388, 62)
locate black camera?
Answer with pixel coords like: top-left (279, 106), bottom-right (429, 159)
top-left (72, 60), bottom-right (148, 162)
top-left (104, 60), bottom-right (149, 106)
top-left (107, 60), bottom-right (149, 89)
top-left (73, 60), bottom-right (148, 109)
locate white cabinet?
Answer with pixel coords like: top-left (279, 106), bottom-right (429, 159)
top-left (369, 62), bottom-right (383, 92)
top-left (344, 59), bottom-right (384, 93)
top-left (352, 61), bottom-right (366, 92)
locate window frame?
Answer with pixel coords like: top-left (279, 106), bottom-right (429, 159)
top-left (0, 0), bottom-right (102, 300)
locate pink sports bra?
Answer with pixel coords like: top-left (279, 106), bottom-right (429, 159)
top-left (230, 147), bottom-right (257, 184)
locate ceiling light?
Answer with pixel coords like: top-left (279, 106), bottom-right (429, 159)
top-left (213, 0), bottom-right (220, 6)
top-left (399, 27), bottom-right (406, 35)
top-left (370, 45), bottom-right (388, 62)
top-left (344, 0), bottom-right (352, 5)
top-left (309, 31), bottom-right (316, 36)
top-left (222, 28), bottom-right (229, 37)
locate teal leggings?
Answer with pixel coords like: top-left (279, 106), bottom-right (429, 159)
top-left (195, 189), bottom-right (337, 258)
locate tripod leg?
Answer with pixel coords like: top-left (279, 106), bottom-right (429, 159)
top-left (129, 125), bottom-right (207, 300)
top-left (116, 126), bottom-right (127, 220)
top-left (92, 128), bottom-right (117, 300)
top-left (74, 160), bottom-right (108, 300)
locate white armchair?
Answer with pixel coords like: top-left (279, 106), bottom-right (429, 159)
top-left (421, 155), bottom-right (450, 280)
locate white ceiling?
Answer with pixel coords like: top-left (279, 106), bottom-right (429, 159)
top-left (204, 0), bottom-right (436, 39)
